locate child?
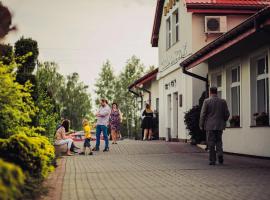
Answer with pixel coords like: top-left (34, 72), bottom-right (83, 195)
top-left (79, 119), bottom-right (93, 155)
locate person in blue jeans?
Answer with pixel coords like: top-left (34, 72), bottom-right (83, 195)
top-left (93, 99), bottom-right (111, 152)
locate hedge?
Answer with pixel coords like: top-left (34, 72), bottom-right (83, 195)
top-left (0, 159), bottom-right (25, 200)
top-left (0, 133), bottom-right (55, 178)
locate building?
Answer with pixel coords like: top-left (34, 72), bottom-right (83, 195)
top-left (180, 6), bottom-right (270, 157)
top-left (128, 69), bottom-right (159, 139)
top-left (151, 0), bottom-right (269, 141)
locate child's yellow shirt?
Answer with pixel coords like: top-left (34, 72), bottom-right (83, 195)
top-left (83, 124), bottom-right (91, 139)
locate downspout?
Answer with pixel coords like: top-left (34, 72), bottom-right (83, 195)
top-left (182, 65), bottom-right (209, 97)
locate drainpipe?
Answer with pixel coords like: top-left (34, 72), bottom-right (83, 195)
top-left (182, 66), bottom-right (209, 97)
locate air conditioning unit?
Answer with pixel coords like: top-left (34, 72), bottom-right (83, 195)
top-left (205, 16), bottom-right (227, 33)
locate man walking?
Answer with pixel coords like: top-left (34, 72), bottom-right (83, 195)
top-left (200, 87), bottom-right (230, 165)
top-left (93, 99), bottom-right (111, 152)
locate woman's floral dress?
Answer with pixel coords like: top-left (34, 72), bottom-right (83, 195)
top-left (109, 109), bottom-right (121, 131)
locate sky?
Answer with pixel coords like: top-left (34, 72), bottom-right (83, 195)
top-left (3, 0), bottom-right (158, 91)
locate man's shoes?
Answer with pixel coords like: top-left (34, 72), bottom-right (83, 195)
top-left (218, 156), bottom-right (224, 164)
top-left (209, 162), bottom-right (216, 165)
top-left (79, 152), bottom-right (85, 155)
top-left (103, 148), bottom-right (109, 152)
top-left (89, 152), bottom-right (93, 155)
top-left (92, 147), bottom-right (99, 151)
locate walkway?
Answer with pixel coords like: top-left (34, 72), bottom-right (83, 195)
top-left (56, 140), bottom-right (270, 200)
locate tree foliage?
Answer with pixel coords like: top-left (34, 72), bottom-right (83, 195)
top-left (60, 73), bottom-right (93, 130)
top-left (94, 60), bottom-right (116, 106)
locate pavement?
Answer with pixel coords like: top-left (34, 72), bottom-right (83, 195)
top-left (55, 140), bottom-right (270, 200)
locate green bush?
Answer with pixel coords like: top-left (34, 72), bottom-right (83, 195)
top-left (0, 133), bottom-right (55, 178)
top-left (0, 158), bottom-right (25, 200)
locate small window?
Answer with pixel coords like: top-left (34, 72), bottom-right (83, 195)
top-left (173, 9), bottom-right (179, 43)
top-left (156, 98), bottom-right (159, 113)
top-left (166, 18), bottom-right (172, 49)
top-left (179, 94), bottom-right (183, 107)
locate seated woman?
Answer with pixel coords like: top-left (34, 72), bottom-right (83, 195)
top-left (54, 119), bottom-right (75, 156)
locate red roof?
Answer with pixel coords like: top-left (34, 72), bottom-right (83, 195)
top-left (128, 68), bottom-right (158, 89)
top-left (151, 0), bottom-right (270, 47)
top-left (186, 0), bottom-right (270, 6)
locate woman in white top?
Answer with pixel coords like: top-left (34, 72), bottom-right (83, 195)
top-left (55, 120), bottom-right (74, 156)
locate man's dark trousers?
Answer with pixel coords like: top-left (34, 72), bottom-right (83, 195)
top-left (207, 130), bottom-right (223, 163)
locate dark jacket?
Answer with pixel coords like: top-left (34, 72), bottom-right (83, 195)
top-left (200, 95), bottom-right (230, 131)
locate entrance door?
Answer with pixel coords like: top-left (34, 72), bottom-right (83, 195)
top-left (173, 92), bottom-right (178, 139)
top-left (166, 94), bottom-right (172, 141)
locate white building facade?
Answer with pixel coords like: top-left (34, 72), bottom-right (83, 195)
top-left (180, 6), bottom-right (270, 157)
top-left (151, 0), bottom-right (259, 141)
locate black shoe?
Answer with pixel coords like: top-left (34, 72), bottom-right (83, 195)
top-left (92, 147), bottom-right (99, 151)
top-left (209, 162), bottom-right (216, 165)
top-left (218, 156), bottom-right (224, 164)
top-left (103, 148), bottom-right (109, 152)
top-left (79, 152), bottom-right (85, 155)
top-left (89, 152), bottom-right (93, 155)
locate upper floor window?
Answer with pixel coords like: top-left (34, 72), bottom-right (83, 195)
top-left (173, 9), bottom-right (179, 44)
top-left (166, 18), bottom-right (172, 49)
top-left (166, 9), bottom-right (179, 49)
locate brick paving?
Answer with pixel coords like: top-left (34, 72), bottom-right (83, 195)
top-left (59, 140), bottom-right (270, 200)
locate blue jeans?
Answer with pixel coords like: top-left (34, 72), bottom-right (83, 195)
top-left (96, 125), bottom-right (109, 149)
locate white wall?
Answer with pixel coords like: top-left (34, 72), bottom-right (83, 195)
top-left (209, 46), bottom-right (270, 157)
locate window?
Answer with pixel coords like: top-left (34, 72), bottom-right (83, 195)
top-left (166, 18), bottom-right (172, 49)
top-left (231, 66), bottom-right (240, 117)
top-left (217, 74), bottom-right (222, 98)
top-left (211, 73), bottom-right (222, 98)
top-left (250, 54), bottom-right (269, 126)
top-left (256, 56), bottom-right (269, 115)
top-left (156, 98), bottom-right (159, 113)
top-left (173, 9), bottom-right (179, 44)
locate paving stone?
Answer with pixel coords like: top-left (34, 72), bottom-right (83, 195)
top-left (59, 140), bottom-right (270, 200)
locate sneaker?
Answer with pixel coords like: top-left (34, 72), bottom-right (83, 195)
top-left (79, 152), bottom-right (85, 155)
top-left (218, 156), bottom-right (224, 164)
top-left (89, 152), bottom-right (93, 155)
top-left (103, 148), bottom-right (109, 152)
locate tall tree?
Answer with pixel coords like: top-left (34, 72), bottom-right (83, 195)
top-left (60, 73), bottom-right (93, 130)
top-left (94, 60), bottom-right (116, 106)
top-left (115, 56), bottom-right (145, 138)
top-left (35, 62), bottom-right (64, 141)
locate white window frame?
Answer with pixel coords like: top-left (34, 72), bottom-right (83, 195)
top-left (255, 55), bottom-right (269, 114)
top-left (166, 17), bottom-right (172, 49)
top-left (173, 9), bottom-right (179, 44)
top-left (230, 66), bottom-right (241, 117)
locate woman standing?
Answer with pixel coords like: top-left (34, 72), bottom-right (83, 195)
top-left (109, 103), bottom-right (121, 144)
top-left (142, 104), bottom-right (154, 140)
top-left (54, 120), bottom-right (74, 156)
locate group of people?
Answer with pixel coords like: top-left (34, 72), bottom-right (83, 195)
top-left (54, 99), bottom-right (122, 156)
top-left (54, 86), bottom-right (230, 165)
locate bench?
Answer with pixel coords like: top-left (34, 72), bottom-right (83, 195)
top-left (54, 144), bottom-right (68, 157)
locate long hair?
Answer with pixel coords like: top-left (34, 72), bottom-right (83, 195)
top-left (112, 102), bottom-right (118, 110)
top-left (145, 104), bottom-right (153, 113)
top-left (61, 120), bottom-right (70, 132)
